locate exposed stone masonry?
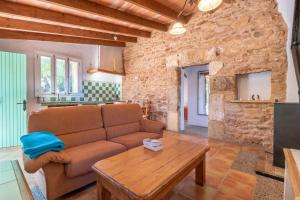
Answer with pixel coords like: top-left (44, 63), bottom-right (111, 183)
top-left (225, 102), bottom-right (273, 151)
top-left (123, 0), bottom-right (288, 152)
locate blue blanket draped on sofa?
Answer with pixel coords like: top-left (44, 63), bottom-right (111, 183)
top-left (20, 132), bottom-right (64, 159)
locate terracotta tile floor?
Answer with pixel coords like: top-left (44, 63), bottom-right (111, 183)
top-left (174, 141), bottom-right (256, 200)
top-left (156, 135), bottom-right (260, 200)
top-left (0, 132), bottom-right (284, 200)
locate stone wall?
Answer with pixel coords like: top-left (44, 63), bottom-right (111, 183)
top-left (123, 0), bottom-right (288, 151)
top-left (224, 102), bottom-right (273, 151)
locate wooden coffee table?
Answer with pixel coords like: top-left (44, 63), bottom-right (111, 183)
top-left (92, 132), bottom-right (209, 200)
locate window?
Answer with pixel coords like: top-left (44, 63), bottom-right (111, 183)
top-left (40, 56), bottom-right (53, 94)
top-left (55, 58), bottom-right (67, 94)
top-left (205, 74), bottom-right (209, 115)
top-left (69, 60), bottom-right (79, 94)
top-left (35, 53), bottom-right (82, 96)
top-left (198, 71), bottom-right (209, 115)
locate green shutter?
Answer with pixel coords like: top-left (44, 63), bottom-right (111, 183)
top-left (0, 51), bottom-right (27, 148)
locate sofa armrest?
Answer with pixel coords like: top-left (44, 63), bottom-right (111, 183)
top-left (140, 119), bottom-right (166, 134)
top-left (23, 151), bottom-right (71, 173)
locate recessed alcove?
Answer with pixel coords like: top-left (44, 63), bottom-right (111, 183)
top-left (236, 71), bottom-right (272, 101)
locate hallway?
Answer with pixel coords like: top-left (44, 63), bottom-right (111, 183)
top-left (181, 125), bottom-right (208, 138)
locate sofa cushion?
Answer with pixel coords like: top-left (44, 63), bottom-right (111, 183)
top-left (101, 104), bottom-right (142, 127)
top-left (106, 122), bottom-right (140, 139)
top-left (58, 128), bottom-right (106, 149)
top-left (64, 140), bottom-right (126, 177)
top-left (109, 132), bottom-right (162, 149)
top-left (28, 106), bottom-right (103, 135)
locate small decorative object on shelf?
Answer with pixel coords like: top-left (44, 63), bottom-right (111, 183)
top-left (251, 94), bottom-right (261, 101)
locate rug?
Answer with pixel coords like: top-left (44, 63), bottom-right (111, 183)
top-left (231, 151), bottom-right (284, 200)
top-left (31, 185), bottom-right (46, 200)
top-left (31, 183), bottom-right (97, 200)
top-left (232, 151), bottom-right (257, 175)
top-left (254, 175), bottom-right (284, 200)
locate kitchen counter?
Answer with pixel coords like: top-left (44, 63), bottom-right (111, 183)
top-left (41, 101), bottom-right (125, 107)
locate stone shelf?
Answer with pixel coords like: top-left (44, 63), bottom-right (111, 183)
top-left (230, 100), bottom-right (274, 104)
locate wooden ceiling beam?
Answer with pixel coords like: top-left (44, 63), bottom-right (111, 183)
top-left (0, 29), bottom-right (126, 47)
top-left (0, 1), bottom-right (150, 37)
top-left (41, 0), bottom-right (168, 31)
top-left (124, 0), bottom-right (188, 23)
top-left (0, 17), bottom-right (137, 43)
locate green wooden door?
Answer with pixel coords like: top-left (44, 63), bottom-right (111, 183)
top-left (0, 51), bottom-right (27, 148)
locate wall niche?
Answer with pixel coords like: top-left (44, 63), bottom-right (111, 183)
top-left (236, 71), bottom-right (272, 101)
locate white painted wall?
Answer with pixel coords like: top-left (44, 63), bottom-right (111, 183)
top-left (237, 71), bottom-right (272, 100)
top-left (0, 39), bottom-right (122, 114)
top-left (100, 46), bottom-right (124, 74)
top-left (183, 65), bottom-right (208, 127)
top-left (277, 0), bottom-right (298, 102)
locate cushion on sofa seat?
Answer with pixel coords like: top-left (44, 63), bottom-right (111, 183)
top-left (105, 122), bottom-right (140, 139)
top-left (28, 106), bottom-right (103, 135)
top-left (64, 140), bottom-right (126, 177)
top-left (109, 132), bottom-right (161, 149)
top-left (58, 128), bottom-right (106, 149)
top-left (28, 106), bottom-right (107, 149)
top-left (101, 104), bottom-right (142, 127)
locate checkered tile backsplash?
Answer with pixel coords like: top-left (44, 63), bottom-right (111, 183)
top-left (41, 80), bottom-right (121, 102)
top-left (82, 80), bottom-right (121, 102)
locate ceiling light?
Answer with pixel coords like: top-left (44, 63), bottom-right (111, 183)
top-left (169, 21), bottom-right (186, 35)
top-left (198, 0), bottom-right (223, 12)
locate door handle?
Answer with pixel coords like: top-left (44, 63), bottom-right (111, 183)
top-left (17, 100), bottom-right (27, 111)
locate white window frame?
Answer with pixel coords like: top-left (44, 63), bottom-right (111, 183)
top-left (68, 58), bottom-right (82, 96)
top-left (35, 52), bottom-right (55, 96)
top-left (35, 52), bottom-right (82, 97)
top-left (54, 55), bottom-right (68, 95)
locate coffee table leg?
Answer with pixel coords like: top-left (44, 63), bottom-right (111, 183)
top-left (97, 176), bottom-right (111, 200)
top-left (195, 156), bottom-right (205, 186)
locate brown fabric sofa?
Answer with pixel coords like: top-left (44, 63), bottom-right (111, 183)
top-left (23, 104), bottom-right (165, 200)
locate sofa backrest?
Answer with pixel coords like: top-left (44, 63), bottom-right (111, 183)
top-left (101, 104), bottom-right (143, 139)
top-left (28, 105), bottom-right (106, 148)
